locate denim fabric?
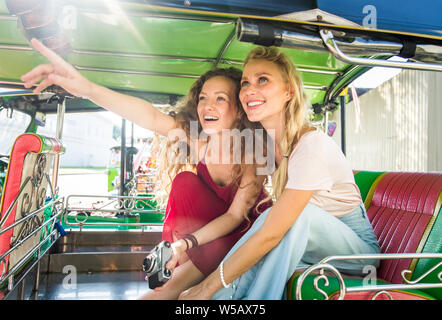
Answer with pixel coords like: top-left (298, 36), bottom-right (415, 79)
top-left (212, 203), bottom-right (380, 300)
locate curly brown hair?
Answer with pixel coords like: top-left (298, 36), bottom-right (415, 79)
top-left (152, 67), bottom-right (265, 209)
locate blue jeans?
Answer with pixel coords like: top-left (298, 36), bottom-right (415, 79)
top-left (212, 203), bottom-right (380, 300)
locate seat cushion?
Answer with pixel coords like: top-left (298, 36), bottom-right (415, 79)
top-left (367, 172), bottom-right (442, 284)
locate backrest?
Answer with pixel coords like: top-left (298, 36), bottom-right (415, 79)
top-left (0, 133), bottom-right (64, 275)
top-left (365, 172), bottom-right (442, 284)
top-left (353, 171), bottom-right (386, 209)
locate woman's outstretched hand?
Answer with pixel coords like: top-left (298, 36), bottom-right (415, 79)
top-left (21, 38), bottom-right (93, 98)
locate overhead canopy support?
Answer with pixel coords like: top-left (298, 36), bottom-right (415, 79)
top-left (320, 30), bottom-right (442, 72)
top-left (236, 18), bottom-right (442, 64)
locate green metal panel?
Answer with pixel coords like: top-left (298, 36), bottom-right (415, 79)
top-left (0, 0), bottom-right (429, 111)
top-left (0, 0), bottom-right (351, 108)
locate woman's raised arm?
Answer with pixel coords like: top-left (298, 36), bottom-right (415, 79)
top-left (21, 38), bottom-right (176, 137)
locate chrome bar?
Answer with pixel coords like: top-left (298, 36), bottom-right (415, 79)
top-left (0, 14), bottom-right (17, 21)
top-left (1, 228), bottom-right (58, 299)
top-left (63, 194), bottom-right (164, 228)
top-left (75, 65), bottom-right (200, 79)
top-left (237, 18), bottom-right (403, 56)
top-left (0, 203), bottom-right (62, 264)
top-left (346, 282), bottom-right (442, 292)
top-left (72, 49), bottom-right (215, 63)
top-left (304, 85), bottom-right (328, 91)
top-left (51, 98), bottom-right (66, 192)
top-left (321, 252), bottom-right (442, 263)
top-left (0, 44), bottom-right (32, 51)
top-left (0, 177), bottom-right (31, 230)
top-left (0, 198), bottom-right (60, 236)
top-left (320, 29), bottom-right (442, 72)
top-left (237, 18), bottom-right (442, 65)
top-left (214, 29), bottom-right (236, 67)
top-left (295, 252), bottom-right (442, 300)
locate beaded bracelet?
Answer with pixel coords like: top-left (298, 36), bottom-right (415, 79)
top-left (219, 261), bottom-right (230, 288)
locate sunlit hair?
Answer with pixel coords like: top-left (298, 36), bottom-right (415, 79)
top-left (244, 46), bottom-right (314, 201)
top-left (152, 67), bottom-right (264, 214)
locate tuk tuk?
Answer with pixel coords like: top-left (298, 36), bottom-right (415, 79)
top-left (0, 0), bottom-right (440, 300)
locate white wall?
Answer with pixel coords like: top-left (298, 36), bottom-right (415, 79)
top-left (37, 112), bottom-right (117, 168)
top-left (330, 69), bottom-right (441, 172)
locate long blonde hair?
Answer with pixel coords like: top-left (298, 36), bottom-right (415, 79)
top-left (244, 47), bottom-right (314, 200)
top-left (153, 67), bottom-right (263, 209)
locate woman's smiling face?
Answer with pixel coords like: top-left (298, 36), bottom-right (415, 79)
top-left (239, 59), bottom-right (292, 124)
top-left (197, 75), bottom-right (239, 134)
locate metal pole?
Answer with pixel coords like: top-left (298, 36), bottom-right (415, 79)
top-left (32, 248), bottom-right (41, 299)
top-left (131, 122), bottom-right (134, 148)
top-left (340, 95), bottom-right (346, 155)
top-left (120, 118), bottom-right (126, 197)
top-left (51, 98), bottom-right (66, 190)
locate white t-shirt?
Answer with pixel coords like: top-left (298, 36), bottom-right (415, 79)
top-left (285, 130), bottom-right (362, 217)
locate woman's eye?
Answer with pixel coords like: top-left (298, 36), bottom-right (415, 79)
top-left (217, 96), bottom-right (226, 102)
top-left (240, 81), bottom-right (249, 87)
top-left (258, 77), bottom-right (268, 84)
top-left (199, 96), bottom-right (206, 101)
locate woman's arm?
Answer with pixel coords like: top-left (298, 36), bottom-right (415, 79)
top-left (166, 164), bottom-right (266, 270)
top-left (179, 188), bottom-right (315, 299)
top-left (21, 38), bottom-right (176, 137)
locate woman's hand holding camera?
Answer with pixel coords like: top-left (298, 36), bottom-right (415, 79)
top-left (165, 239), bottom-right (188, 271)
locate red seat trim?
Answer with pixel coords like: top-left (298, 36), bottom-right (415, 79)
top-left (0, 134), bottom-right (43, 272)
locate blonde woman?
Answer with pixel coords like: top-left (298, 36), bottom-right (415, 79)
top-left (179, 46), bottom-right (380, 300)
top-left (21, 39), bottom-right (272, 299)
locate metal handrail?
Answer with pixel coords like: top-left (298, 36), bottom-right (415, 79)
top-left (295, 252), bottom-right (442, 300)
top-left (320, 29), bottom-right (442, 72)
top-left (0, 197), bottom-right (63, 294)
top-left (63, 194), bottom-right (164, 230)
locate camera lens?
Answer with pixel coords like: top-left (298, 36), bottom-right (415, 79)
top-left (142, 255), bottom-right (155, 273)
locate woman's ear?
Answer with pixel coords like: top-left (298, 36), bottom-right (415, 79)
top-left (285, 85), bottom-right (295, 101)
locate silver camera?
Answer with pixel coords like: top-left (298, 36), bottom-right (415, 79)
top-left (142, 240), bottom-right (173, 289)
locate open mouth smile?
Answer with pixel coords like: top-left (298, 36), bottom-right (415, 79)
top-left (203, 115), bottom-right (219, 122)
top-left (246, 100), bottom-right (265, 110)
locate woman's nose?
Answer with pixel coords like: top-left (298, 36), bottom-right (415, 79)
top-left (241, 83), bottom-right (257, 96)
top-left (202, 100), bottom-right (215, 111)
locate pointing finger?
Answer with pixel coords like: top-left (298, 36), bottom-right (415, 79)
top-left (30, 38), bottom-right (75, 72)
top-left (33, 78), bottom-right (53, 94)
top-left (21, 64), bottom-right (54, 84)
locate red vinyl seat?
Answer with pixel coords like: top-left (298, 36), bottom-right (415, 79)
top-left (367, 172), bottom-right (442, 284)
top-left (288, 171), bottom-right (442, 300)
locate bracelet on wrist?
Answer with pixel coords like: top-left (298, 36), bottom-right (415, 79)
top-left (219, 261), bottom-right (231, 288)
top-left (181, 238), bottom-right (189, 251)
top-left (183, 233), bottom-right (198, 249)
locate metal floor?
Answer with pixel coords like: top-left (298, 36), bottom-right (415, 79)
top-left (6, 230), bottom-right (161, 300)
top-left (37, 271), bottom-right (148, 300)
